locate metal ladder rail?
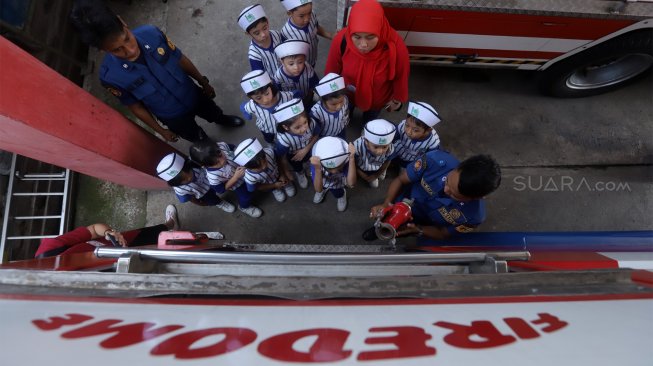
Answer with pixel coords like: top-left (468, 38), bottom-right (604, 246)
top-left (0, 154), bottom-right (71, 262)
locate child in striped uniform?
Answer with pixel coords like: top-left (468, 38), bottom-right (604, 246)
top-left (279, 0), bottom-right (333, 68)
top-left (311, 73), bottom-right (350, 139)
top-left (273, 40), bottom-right (319, 105)
top-left (273, 98), bottom-right (321, 189)
top-left (189, 140), bottom-right (263, 218)
top-left (310, 136), bottom-right (357, 212)
top-left (353, 119), bottom-right (397, 188)
top-left (240, 70), bottom-right (301, 144)
top-left (234, 138), bottom-right (296, 203)
top-left (156, 153), bottom-right (236, 213)
top-left (238, 4), bottom-right (285, 78)
top-left (393, 101), bottom-right (442, 168)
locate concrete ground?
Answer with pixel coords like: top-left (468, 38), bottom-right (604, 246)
top-left (77, 0), bottom-right (653, 245)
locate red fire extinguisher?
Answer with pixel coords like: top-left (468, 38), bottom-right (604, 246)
top-left (373, 198), bottom-right (414, 241)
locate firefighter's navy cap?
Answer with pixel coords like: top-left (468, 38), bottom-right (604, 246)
top-left (157, 153), bottom-right (185, 181)
top-left (273, 98), bottom-right (304, 123)
top-left (234, 138), bottom-right (263, 166)
top-left (241, 70), bottom-right (271, 94)
top-left (313, 136), bottom-right (349, 169)
top-left (315, 73), bottom-right (345, 97)
top-left (364, 119), bottom-right (395, 146)
top-left (238, 4), bottom-right (266, 31)
top-left (408, 101), bottom-right (441, 127)
top-left (280, 0), bottom-right (312, 11)
top-left (274, 40), bottom-right (310, 59)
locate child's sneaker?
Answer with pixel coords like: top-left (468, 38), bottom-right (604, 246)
top-left (272, 189), bottom-right (286, 202)
top-left (295, 171), bottom-right (308, 189)
top-left (336, 190), bottom-right (347, 212)
top-left (379, 170), bottom-right (387, 180)
top-left (216, 200), bottom-right (236, 213)
top-left (313, 190), bottom-right (327, 204)
top-left (369, 178), bottom-right (379, 188)
top-left (284, 183), bottom-right (296, 197)
top-left (165, 204), bottom-right (179, 230)
top-left (239, 205), bottom-right (263, 218)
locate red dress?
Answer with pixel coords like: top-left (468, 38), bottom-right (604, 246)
top-left (324, 0), bottom-right (409, 111)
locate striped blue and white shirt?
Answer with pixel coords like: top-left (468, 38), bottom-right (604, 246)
top-left (312, 162), bottom-right (350, 190)
top-left (353, 136), bottom-right (396, 172)
top-left (204, 142), bottom-right (243, 193)
top-left (244, 147), bottom-right (280, 192)
top-left (275, 118), bottom-right (321, 156)
top-left (393, 119), bottom-right (441, 163)
top-left (248, 30), bottom-right (285, 79)
top-left (241, 91), bottom-right (297, 135)
top-left (280, 12), bottom-right (319, 67)
top-left (273, 63), bottom-right (319, 97)
top-left (173, 168), bottom-right (210, 202)
top-left (311, 97), bottom-right (350, 137)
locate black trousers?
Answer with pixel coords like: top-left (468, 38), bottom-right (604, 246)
top-left (158, 88), bottom-right (226, 142)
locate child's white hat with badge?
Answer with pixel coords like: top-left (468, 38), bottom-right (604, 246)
top-left (364, 119), bottom-right (396, 146)
top-left (234, 138), bottom-right (264, 166)
top-left (238, 4), bottom-right (266, 31)
top-left (313, 136), bottom-right (349, 169)
top-left (157, 153), bottom-right (185, 181)
top-left (315, 73), bottom-right (345, 97)
top-left (240, 70), bottom-right (271, 94)
top-left (407, 101), bottom-right (441, 127)
top-left (274, 40), bottom-right (310, 59)
top-left (273, 98), bottom-right (304, 123)
top-left (280, 0), bottom-right (312, 11)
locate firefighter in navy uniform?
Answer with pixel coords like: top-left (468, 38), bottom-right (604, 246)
top-left (370, 151), bottom-right (501, 241)
top-left (70, 0), bottom-right (244, 143)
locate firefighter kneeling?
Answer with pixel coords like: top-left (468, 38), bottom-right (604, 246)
top-left (367, 151), bottom-right (501, 242)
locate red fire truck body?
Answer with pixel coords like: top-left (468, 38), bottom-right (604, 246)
top-left (338, 0), bottom-right (653, 97)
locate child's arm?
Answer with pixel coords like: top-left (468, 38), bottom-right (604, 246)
top-left (346, 143), bottom-right (357, 188)
top-left (292, 134), bottom-right (318, 161)
top-left (240, 101), bottom-right (253, 120)
top-left (310, 156), bottom-right (323, 192)
top-left (256, 181), bottom-right (286, 191)
top-left (356, 166), bottom-right (372, 182)
top-left (224, 167), bottom-right (246, 190)
top-left (317, 24), bottom-right (333, 40)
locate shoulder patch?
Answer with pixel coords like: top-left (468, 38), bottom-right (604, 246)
top-left (455, 225), bottom-right (475, 233)
top-left (106, 86), bottom-right (122, 97)
top-left (165, 34), bottom-right (176, 51)
top-left (414, 158), bottom-right (425, 172)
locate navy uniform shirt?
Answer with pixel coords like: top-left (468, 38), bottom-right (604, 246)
top-left (99, 25), bottom-right (198, 120)
top-left (405, 150), bottom-right (485, 234)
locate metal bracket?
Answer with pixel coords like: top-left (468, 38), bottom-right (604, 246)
top-left (469, 256), bottom-right (509, 274)
top-left (115, 252), bottom-right (156, 274)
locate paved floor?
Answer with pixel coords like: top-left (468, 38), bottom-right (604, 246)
top-left (78, 0), bottom-right (653, 245)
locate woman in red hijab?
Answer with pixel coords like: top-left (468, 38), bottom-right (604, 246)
top-left (325, 0), bottom-right (410, 121)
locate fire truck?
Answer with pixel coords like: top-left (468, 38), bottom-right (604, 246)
top-left (337, 0), bottom-right (653, 97)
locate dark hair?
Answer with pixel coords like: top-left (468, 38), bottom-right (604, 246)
top-left (247, 82), bottom-right (278, 98)
top-left (246, 17), bottom-right (268, 33)
top-left (166, 160), bottom-right (196, 187)
top-left (406, 114), bottom-right (430, 131)
top-left (189, 139), bottom-right (221, 167)
top-left (288, 3), bottom-right (312, 13)
top-left (244, 151), bottom-right (266, 170)
top-left (70, 0), bottom-right (123, 48)
top-left (457, 155), bottom-right (501, 198)
top-left (275, 112), bottom-right (306, 133)
top-left (320, 90), bottom-right (346, 103)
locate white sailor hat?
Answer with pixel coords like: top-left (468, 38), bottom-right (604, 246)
top-left (313, 136), bottom-right (349, 169)
top-left (274, 40), bottom-right (310, 59)
top-left (240, 70), bottom-right (271, 94)
top-left (315, 73), bottom-right (345, 97)
top-left (273, 98), bottom-right (304, 123)
top-left (157, 153), bottom-right (185, 181)
top-left (364, 119), bottom-right (396, 146)
top-left (280, 0), bottom-right (312, 11)
top-left (238, 4), bottom-right (267, 31)
top-left (407, 101), bottom-right (441, 127)
top-left (234, 138), bottom-right (263, 166)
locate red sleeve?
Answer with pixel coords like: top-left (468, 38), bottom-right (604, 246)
top-left (391, 31), bottom-right (410, 103)
top-left (34, 227), bottom-right (92, 258)
top-left (324, 29), bottom-right (347, 75)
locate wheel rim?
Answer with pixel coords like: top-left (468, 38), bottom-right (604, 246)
top-left (566, 53), bottom-right (653, 90)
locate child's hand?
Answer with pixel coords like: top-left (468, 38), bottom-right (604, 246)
top-left (310, 156), bottom-right (321, 166)
top-left (292, 147), bottom-right (310, 161)
top-left (348, 143), bottom-right (356, 157)
top-left (233, 167), bottom-right (246, 179)
top-left (384, 99), bottom-right (402, 112)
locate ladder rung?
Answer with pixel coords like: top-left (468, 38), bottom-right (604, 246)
top-left (13, 192), bottom-right (64, 196)
top-left (14, 215), bottom-right (63, 220)
top-left (6, 235), bottom-right (58, 240)
top-left (15, 172), bottom-right (66, 179)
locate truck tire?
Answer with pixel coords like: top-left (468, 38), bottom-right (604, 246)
top-left (539, 29), bottom-right (653, 98)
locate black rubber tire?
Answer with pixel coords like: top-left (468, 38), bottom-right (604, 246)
top-left (539, 28), bottom-right (653, 98)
